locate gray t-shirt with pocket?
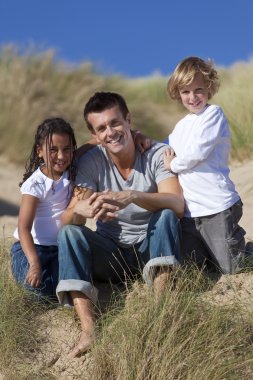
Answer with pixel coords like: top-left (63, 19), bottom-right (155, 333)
top-left (76, 142), bottom-right (174, 247)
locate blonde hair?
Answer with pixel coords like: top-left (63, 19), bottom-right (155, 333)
top-left (167, 56), bottom-right (220, 101)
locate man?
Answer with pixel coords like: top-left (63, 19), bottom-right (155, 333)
top-left (56, 92), bottom-right (184, 357)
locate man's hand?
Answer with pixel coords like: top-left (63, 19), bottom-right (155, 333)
top-left (133, 130), bottom-right (153, 153)
top-left (88, 190), bottom-right (132, 222)
top-left (74, 197), bottom-right (99, 220)
top-left (163, 147), bottom-right (176, 171)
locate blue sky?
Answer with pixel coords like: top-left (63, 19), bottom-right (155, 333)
top-left (0, 0), bottom-right (252, 77)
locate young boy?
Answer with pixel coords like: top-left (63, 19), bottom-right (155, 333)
top-left (163, 56), bottom-right (246, 274)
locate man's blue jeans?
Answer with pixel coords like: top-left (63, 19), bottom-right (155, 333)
top-left (56, 209), bottom-right (181, 306)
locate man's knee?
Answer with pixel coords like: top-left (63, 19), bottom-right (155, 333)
top-left (57, 225), bottom-right (92, 257)
top-left (162, 208), bottom-right (178, 223)
top-left (158, 210), bottom-right (181, 238)
top-left (58, 224), bottom-right (83, 242)
top-left (153, 208), bottom-right (178, 226)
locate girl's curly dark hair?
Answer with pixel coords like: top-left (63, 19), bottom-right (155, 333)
top-left (20, 118), bottom-right (77, 186)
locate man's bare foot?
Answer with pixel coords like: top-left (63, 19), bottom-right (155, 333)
top-left (153, 267), bottom-right (173, 298)
top-left (68, 329), bottom-right (95, 358)
top-left (69, 291), bottom-right (96, 358)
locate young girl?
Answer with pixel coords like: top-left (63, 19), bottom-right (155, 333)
top-left (163, 56), bottom-right (246, 274)
top-left (11, 118), bottom-right (77, 299)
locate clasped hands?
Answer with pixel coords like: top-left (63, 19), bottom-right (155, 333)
top-left (75, 190), bottom-right (134, 223)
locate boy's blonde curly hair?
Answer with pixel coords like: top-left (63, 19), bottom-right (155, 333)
top-left (167, 56), bottom-right (220, 101)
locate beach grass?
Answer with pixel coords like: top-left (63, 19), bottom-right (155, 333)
top-left (1, 238), bottom-right (253, 379)
top-left (89, 268), bottom-right (253, 380)
top-left (0, 237), bottom-right (56, 379)
top-left (1, 46), bottom-right (253, 379)
top-left (1, 46), bottom-right (253, 164)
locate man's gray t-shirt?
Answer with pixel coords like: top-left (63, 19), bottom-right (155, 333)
top-left (76, 142), bottom-right (175, 247)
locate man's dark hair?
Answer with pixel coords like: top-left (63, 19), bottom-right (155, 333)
top-left (83, 92), bottom-right (129, 131)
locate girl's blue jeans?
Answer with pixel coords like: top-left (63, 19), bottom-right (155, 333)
top-left (10, 241), bottom-right (59, 299)
top-left (56, 209), bottom-right (182, 306)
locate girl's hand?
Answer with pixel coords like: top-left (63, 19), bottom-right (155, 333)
top-left (132, 130), bottom-right (153, 153)
top-left (163, 147), bottom-right (176, 170)
top-left (26, 263), bottom-right (42, 288)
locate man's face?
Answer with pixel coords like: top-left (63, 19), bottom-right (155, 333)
top-left (88, 106), bottom-right (132, 155)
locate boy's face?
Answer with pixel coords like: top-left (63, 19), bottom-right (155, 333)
top-left (179, 73), bottom-right (209, 114)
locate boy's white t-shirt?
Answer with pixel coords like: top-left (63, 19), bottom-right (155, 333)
top-left (168, 104), bottom-right (240, 217)
top-left (14, 167), bottom-right (72, 245)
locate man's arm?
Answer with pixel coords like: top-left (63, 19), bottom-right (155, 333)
top-left (88, 176), bottom-right (184, 220)
top-left (75, 137), bottom-right (97, 159)
top-left (61, 187), bottom-right (95, 225)
top-left (76, 132), bottom-right (153, 159)
top-left (61, 186), bottom-right (120, 225)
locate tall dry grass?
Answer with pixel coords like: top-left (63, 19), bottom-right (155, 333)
top-left (0, 46), bottom-right (172, 164)
top-left (0, 237), bottom-right (30, 366)
top-left (2, 46), bottom-right (253, 164)
top-left (0, 236), bottom-right (56, 379)
top-left (1, 46), bottom-right (253, 378)
top-left (216, 62), bottom-right (253, 160)
top-left (1, 238), bottom-right (253, 379)
top-left (90, 269), bottom-right (253, 380)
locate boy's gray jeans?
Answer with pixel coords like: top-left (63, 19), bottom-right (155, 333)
top-left (180, 200), bottom-right (246, 274)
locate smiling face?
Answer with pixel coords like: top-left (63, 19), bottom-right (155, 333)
top-left (37, 133), bottom-right (73, 179)
top-left (179, 73), bottom-right (209, 114)
top-left (88, 105), bottom-right (132, 157)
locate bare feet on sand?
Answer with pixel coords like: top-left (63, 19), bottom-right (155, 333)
top-left (68, 329), bottom-right (95, 358)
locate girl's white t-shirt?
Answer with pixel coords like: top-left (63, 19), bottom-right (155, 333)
top-left (14, 167), bottom-right (72, 245)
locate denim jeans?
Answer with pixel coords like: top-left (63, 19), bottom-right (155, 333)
top-left (10, 241), bottom-right (59, 299)
top-left (56, 209), bottom-right (181, 306)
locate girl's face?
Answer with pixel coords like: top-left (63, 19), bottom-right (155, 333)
top-left (37, 133), bottom-right (74, 179)
top-left (179, 73), bottom-right (209, 114)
